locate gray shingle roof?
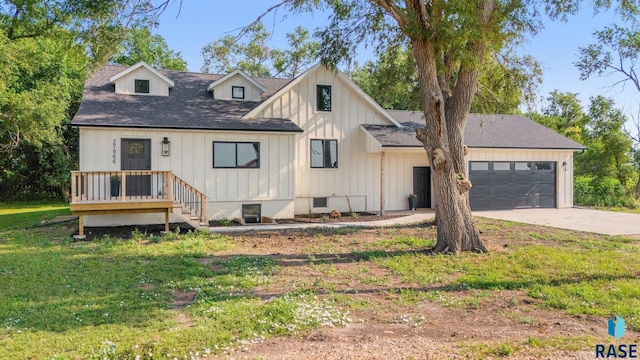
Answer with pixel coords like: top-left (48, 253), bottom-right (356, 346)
top-left (72, 65), bottom-right (303, 132)
top-left (364, 111), bottom-right (586, 150)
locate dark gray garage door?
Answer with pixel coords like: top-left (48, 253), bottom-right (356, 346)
top-left (469, 161), bottom-right (556, 210)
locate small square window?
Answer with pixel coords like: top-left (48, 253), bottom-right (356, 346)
top-left (242, 204), bottom-right (261, 224)
top-left (317, 85), bottom-right (331, 111)
top-left (232, 86), bottom-right (245, 99)
top-left (135, 79), bottom-right (149, 94)
top-left (313, 197), bottom-right (328, 208)
top-left (515, 162), bottom-right (530, 171)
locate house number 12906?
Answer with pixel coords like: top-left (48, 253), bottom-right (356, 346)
top-left (112, 139), bottom-right (117, 164)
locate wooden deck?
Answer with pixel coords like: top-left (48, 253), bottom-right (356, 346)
top-left (70, 171), bottom-right (208, 238)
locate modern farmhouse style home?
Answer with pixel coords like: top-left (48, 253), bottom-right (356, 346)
top-left (70, 61), bottom-right (585, 235)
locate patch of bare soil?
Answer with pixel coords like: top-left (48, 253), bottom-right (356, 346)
top-left (283, 212), bottom-right (406, 224)
top-left (172, 290), bottom-right (196, 328)
top-left (74, 222), bottom-right (194, 240)
top-left (203, 220), bottom-right (640, 359)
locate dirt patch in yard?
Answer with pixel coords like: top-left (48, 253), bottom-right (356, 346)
top-left (283, 212), bottom-right (407, 224)
top-left (203, 219), bottom-right (640, 359)
top-left (65, 216), bottom-right (638, 358)
top-left (172, 290), bottom-right (196, 328)
top-left (74, 222), bottom-right (194, 240)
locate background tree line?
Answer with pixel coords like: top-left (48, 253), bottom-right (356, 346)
top-left (0, 0), bottom-right (183, 200)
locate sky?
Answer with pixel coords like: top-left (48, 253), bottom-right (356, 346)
top-left (155, 1), bottom-right (638, 120)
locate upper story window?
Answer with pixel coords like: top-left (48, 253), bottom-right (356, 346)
top-left (232, 86), bottom-right (245, 99)
top-left (135, 79), bottom-right (150, 94)
top-left (316, 85), bottom-right (332, 112)
top-left (213, 141), bottom-right (260, 168)
top-left (310, 139), bottom-right (338, 168)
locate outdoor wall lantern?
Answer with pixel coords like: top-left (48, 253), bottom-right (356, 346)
top-left (162, 137), bottom-right (170, 156)
top-left (562, 161), bottom-right (567, 171)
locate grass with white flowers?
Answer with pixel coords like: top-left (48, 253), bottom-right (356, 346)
top-left (2, 202), bottom-right (640, 359)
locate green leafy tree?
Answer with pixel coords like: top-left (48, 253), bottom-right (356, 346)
top-left (351, 44), bottom-right (541, 113)
top-left (201, 22), bottom-right (318, 77)
top-left (0, 0), bottom-right (165, 199)
top-left (1, 0), bottom-right (163, 65)
top-left (263, 0), bottom-right (635, 253)
top-left (583, 96), bottom-right (634, 185)
top-left (576, 24), bottom-right (640, 93)
top-left (528, 91), bottom-right (588, 144)
top-left (350, 45), bottom-right (420, 110)
top-left (201, 22), bottom-right (273, 76)
top-left (0, 32), bottom-right (86, 199)
top-left (530, 92), bottom-right (634, 205)
top-left (576, 22), bottom-right (640, 197)
top-left (110, 28), bottom-right (188, 70)
top-left (271, 26), bottom-right (319, 78)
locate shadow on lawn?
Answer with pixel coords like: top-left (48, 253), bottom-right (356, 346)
top-left (0, 245), bottom-right (209, 333)
top-left (1, 226), bottom-right (635, 334)
top-left (202, 251), bottom-right (638, 298)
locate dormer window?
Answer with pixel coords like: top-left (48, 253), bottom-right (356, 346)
top-left (135, 79), bottom-right (150, 94)
top-left (232, 86), bottom-right (245, 99)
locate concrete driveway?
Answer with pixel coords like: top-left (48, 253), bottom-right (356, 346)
top-left (474, 207), bottom-right (640, 236)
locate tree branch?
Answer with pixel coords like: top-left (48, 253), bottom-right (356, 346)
top-left (231, 0), bottom-right (294, 41)
top-left (369, 0), bottom-right (408, 28)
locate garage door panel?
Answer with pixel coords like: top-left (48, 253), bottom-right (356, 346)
top-left (536, 183), bottom-right (555, 196)
top-left (536, 196), bottom-right (555, 207)
top-left (491, 196), bottom-right (512, 209)
top-left (471, 172), bottom-right (490, 183)
top-left (513, 196), bottom-right (532, 208)
top-left (472, 183), bottom-right (490, 196)
top-left (533, 173), bottom-right (555, 183)
top-left (512, 183), bottom-right (535, 196)
top-left (469, 161), bottom-right (556, 210)
top-left (490, 172), bottom-right (511, 183)
top-left (489, 184), bottom-right (511, 196)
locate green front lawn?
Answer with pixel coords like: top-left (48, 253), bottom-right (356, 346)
top-left (1, 202), bottom-right (639, 358)
top-left (0, 201), bottom-right (70, 230)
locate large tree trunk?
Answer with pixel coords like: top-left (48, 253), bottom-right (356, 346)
top-left (636, 173), bottom-right (640, 198)
top-left (411, 38), bottom-right (488, 254)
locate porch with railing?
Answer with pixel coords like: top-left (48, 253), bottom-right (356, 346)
top-left (70, 171), bottom-right (208, 238)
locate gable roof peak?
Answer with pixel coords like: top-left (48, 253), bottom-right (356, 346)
top-left (243, 63), bottom-right (402, 127)
top-left (108, 61), bottom-right (175, 88)
top-left (206, 69), bottom-right (267, 92)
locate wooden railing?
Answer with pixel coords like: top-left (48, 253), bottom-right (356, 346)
top-left (70, 171), bottom-right (208, 224)
top-left (172, 173), bottom-right (208, 224)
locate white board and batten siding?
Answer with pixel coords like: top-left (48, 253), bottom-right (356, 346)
top-left (370, 147), bottom-right (576, 211)
top-left (383, 150), bottom-right (432, 211)
top-left (252, 67), bottom-right (395, 215)
top-left (79, 127), bottom-right (296, 226)
top-left (466, 148), bottom-right (575, 208)
top-left (112, 67), bottom-right (170, 96)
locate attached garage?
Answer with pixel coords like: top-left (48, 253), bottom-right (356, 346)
top-left (362, 112), bottom-right (587, 211)
top-left (469, 161), bottom-right (556, 210)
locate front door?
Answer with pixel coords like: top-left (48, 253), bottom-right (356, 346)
top-left (413, 167), bottom-right (431, 208)
top-left (121, 139), bottom-right (151, 197)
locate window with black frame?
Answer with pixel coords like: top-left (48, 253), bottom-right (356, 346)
top-left (310, 139), bottom-right (337, 168)
top-left (135, 79), bottom-right (149, 93)
top-left (316, 85), bottom-right (331, 111)
top-left (213, 142), bottom-right (260, 168)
